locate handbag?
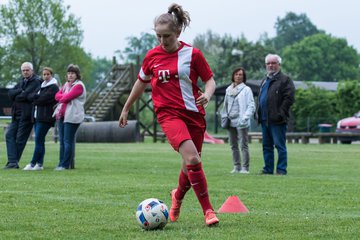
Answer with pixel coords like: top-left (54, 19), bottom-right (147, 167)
top-left (221, 115), bottom-right (231, 129)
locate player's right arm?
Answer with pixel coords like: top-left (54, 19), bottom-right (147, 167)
top-left (118, 79), bottom-right (148, 128)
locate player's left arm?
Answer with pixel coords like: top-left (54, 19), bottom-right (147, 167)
top-left (196, 77), bottom-right (215, 107)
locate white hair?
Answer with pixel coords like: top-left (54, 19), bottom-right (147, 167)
top-left (265, 54), bottom-right (282, 64)
top-left (21, 62), bottom-right (33, 70)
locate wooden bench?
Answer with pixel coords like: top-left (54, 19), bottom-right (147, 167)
top-left (313, 132), bottom-right (360, 144)
top-left (213, 132), bottom-right (263, 143)
top-left (248, 132), bottom-right (263, 143)
top-left (286, 132), bottom-right (312, 144)
top-left (248, 132), bottom-right (313, 144)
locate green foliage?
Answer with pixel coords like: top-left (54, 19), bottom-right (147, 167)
top-left (272, 12), bottom-right (323, 52)
top-left (0, 142), bottom-right (359, 239)
top-left (337, 80), bottom-right (360, 117)
top-left (193, 30), bottom-right (274, 85)
top-left (0, 0), bottom-right (93, 86)
top-left (116, 32), bottom-right (158, 65)
top-left (283, 33), bottom-right (360, 82)
top-left (88, 57), bottom-right (113, 90)
top-left (293, 84), bottom-right (337, 131)
top-left (51, 45), bottom-right (93, 85)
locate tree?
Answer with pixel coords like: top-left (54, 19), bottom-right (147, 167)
top-left (0, 0), bottom-right (92, 86)
top-left (52, 45), bottom-right (93, 85)
top-left (337, 80), bottom-right (360, 118)
top-left (88, 57), bottom-right (113, 90)
top-left (193, 30), bottom-right (223, 71)
top-left (193, 30), bottom-right (274, 84)
top-left (282, 33), bottom-right (360, 82)
top-left (116, 32), bottom-right (158, 65)
top-left (272, 12), bottom-right (322, 52)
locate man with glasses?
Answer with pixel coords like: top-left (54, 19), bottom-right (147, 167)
top-left (4, 62), bottom-right (41, 169)
top-left (257, 54), bottom-right (295, 175)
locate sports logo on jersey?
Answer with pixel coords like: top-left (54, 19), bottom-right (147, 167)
top-left (158, 70), bottom-right (170, 83)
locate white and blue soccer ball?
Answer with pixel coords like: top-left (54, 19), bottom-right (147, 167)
top-left (136, 198), bottom-right (169, 230)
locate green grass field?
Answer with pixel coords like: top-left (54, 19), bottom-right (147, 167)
top-left (0, 140), bottom-right (359, 239)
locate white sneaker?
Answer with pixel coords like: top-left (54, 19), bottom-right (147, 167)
top-left (33, 164), bottom-right (44, 171)
top-left (23, 164), bottom-right (34, 171)
top-left (240, 168), bottom-right (249, 174)
top-left (230, 167), bottom-right (240, 174)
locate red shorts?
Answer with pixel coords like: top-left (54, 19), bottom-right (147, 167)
top-left (156, 108), bottom-right (206, 153)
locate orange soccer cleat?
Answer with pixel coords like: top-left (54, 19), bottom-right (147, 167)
top-left (169, 189), bottom-right (182, 222)
top-left (204, 210), bottom-right (219, 226)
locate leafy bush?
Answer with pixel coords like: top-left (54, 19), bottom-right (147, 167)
top-left (293, 84), bottom-right (337, 132)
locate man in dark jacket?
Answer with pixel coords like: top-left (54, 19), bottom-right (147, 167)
top-left (257, 54), bottom-right (295, 175)
top-left (4, 62), bottom-right (41, 169)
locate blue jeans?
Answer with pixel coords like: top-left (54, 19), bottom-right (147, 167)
top-left (57, 120), bottom-right (80, 169)
top-left (261, 122), bottom-right (288, 174)
top-left (5, 119), bottom-right (34, 165)
top-left (30, 122), bottom-right (52, 166)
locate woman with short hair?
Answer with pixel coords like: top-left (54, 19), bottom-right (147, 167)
top-left (222, 67), bottom-right (255, 174)
top-left (54, 64), bottom-right (86, 170)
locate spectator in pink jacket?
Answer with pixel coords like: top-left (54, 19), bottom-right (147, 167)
top-left (54, 64), bottom-right (86, 170)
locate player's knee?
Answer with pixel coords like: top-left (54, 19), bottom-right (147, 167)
top-left (184, 154), bottom-right (200, 165)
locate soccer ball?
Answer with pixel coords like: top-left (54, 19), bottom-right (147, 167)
top-left (136, 198), bottom-right (169, 230)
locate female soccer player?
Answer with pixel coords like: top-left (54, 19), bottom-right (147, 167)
top-left (118, 3), bottom-right (219, 226)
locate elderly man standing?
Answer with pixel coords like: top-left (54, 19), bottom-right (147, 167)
top-left (4, 62), bottom-right (41, 169)
top-left (257, 54), bottom-right (295, 175)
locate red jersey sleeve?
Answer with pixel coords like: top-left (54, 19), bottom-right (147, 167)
top-left (138, 51), bottom-right (153, 83)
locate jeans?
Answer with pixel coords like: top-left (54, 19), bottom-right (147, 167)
top-left (228, 127), bottom-right (250, 170)
top-left (5, 119), bottom-right (34, 166)
top-left (30, 121), bottom-right (52, 166)
top-left (261, 122), bottom-right (288, 174)
top-left (57, 119), bottom-right (80, 169)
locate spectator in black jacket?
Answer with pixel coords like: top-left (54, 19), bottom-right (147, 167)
top-left (23, 67), bottom-right (59, 171)
top-left (4, 62), bottom-right (41, 169)
top-left (257, 54), bottom-right (295, 175)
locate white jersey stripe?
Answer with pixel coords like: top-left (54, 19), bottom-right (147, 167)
top-left (178, 46), bottom-right (198, 112)
top-left (139, 67), bottom-right (151, 81)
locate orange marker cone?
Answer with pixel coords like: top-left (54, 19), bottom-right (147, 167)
top-left (218, 196), bottom-right (249, 213)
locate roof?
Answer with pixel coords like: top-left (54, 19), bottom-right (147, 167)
top-left (293, 81), bottom-right (338, 91)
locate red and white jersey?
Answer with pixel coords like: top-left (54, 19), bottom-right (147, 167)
top-left (138, 41), bottom-right (213, 115)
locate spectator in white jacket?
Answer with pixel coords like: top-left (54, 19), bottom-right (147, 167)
top-left (222, 67), bottom-right (255, 174)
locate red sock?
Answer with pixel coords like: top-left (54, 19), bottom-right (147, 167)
top-left (175, 170), bottom-right (191, 200)
top-left (186, 162), bottom-right (213, 214)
